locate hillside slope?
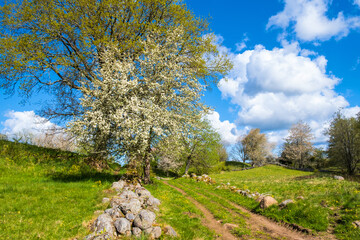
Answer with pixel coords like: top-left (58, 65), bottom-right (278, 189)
top-left (0, 140), bottom-right (124, 239)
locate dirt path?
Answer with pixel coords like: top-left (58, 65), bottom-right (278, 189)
top-left (206, 191), bottom-right (337, 240)
top-left (163, 181), bottom-right (338, 240)
top-left (163, 181), bottom-right (238, 240)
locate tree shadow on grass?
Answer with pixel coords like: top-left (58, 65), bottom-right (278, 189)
top-left (47, 171), bottom-right (124, 183)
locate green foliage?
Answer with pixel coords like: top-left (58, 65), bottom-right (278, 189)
top-left (326, 111), bottom-right (360, 175)
top-left (0, 140), bottom-right (124, 239)
top-left (154, 119), bottom-right (227, 176)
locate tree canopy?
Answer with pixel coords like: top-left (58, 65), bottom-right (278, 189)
top-left (281, 121), bottom-right (314, 168)
top-left (236, 128), bottom-right (273, 166)
top-left (0, 0), bottom-right (230, 120)
top-left (326, 112), bottom-right (360, 175)
top-left (1, 0), bottom-right (231, 183)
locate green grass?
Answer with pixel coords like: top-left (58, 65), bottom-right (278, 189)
top-left (168, 180), bottom-right (251, 237)
top-left (146, 180), bottom-right (216, 239)
top-left (206, 165), bottom-right (360, 239)
top-left (224, 161), bottom-right (251, 171)
top-left (0, 140), bottom-right (124, 239)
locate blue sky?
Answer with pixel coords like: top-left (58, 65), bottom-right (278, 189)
top-left (1, 0), bottom-right (360, 152)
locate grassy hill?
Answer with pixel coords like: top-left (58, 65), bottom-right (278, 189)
top-left (0, 140), bottom-right (124, 239)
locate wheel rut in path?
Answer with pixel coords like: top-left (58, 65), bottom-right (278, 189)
top-left (164, 181), bottom-right (338, 240)
top-left (207, 190), bottom-right (338, 240)
top-left (163, 181), bottom-right (238, 240)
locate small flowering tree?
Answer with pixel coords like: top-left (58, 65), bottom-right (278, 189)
top-left (69, 27), bottom-right (230, 183)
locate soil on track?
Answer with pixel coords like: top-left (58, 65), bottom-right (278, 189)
top-left (163, 181), bottom-right (337, 240)
top-left (163, 181), bottom-right (237, 240)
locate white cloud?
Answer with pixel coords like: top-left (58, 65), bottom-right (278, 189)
top-left (267, 0), bottom-right (360, 42)
top-left (2, 111), bottom-right (56, 137)
top-left (355, 0), bottom-right (360, 7)
top-left (235, 34), bottom-right (249, 52)
top-left (205, 111), bottom-right (243, 145)
top-left (218, 42), bottom-right (359, 145)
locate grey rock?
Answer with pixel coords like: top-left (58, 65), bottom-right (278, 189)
top-left (135, 187), bottom-right (152, 198)
top-left (119, 190), bottom-right (138, 200)
top-left (279, 199), bottom-right (294, 207)
top-left (102, 198), bottom-right (110, 204)
top-left (111, 181), bottom-right (125, 192)
top-left (146, 196), bottom-right (161, 207)
top-left (334, 175), bottom-right (345, 180)
top-left (260, 196), bottom-right (278, 209)
top-left (119, 198), bottom-right (142, 215)
top-left (125, 213), bottom-right (135, 221)
top-left (164, 225), bottom-right (177, 237)
top-left (91, 233), bottom-right (111, 240)
top-left (143, 227), bottom-right (153, 235)
top-left (93, 213), bottom-right (116, 237)
top-left (104, 207), bottom-right (124, 219)
top-left (152, 226), bottom-right (162, 238)
top-left (145, 226), bottom-right (161, 239)
top-left (132, 227), bottom-right (142, 237)
top-left (110, 197), bottom-right (122, 208)
top-left (114, 218), bottom-right (131, 235)
top-left (133, 210), bottom-right (156, 230)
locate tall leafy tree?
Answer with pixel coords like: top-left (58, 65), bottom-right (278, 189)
top-left (0, 0), bottom-right (229, 119)
top-left (326, 112), bottom-right (360, 175)
top-left (69, 28), bottom-right (229, 183)
top-left (0, 0), bottom-right (231, 181)
top-left (281, 121), bottom-right (314, 168)
top-left (240, 128), bottom-right (273, 166)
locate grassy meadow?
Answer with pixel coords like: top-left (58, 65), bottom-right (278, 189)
top-left (164, 165), bottom-right (360, 239)
top-left (0, 140), bottom-right (125, 239)
top-left (2, 139), bottom-right (360, 240)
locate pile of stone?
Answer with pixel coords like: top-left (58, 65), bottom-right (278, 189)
top-left (184, 173), bottom-right (216, 184)
top-left (86, 180), bottom-right (177, 240)
top-left (214, 183), bottom-right (300, 209)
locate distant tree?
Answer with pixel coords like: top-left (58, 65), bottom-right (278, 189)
top-left (33, 126), bottom-right (76, 152)
top-left (240, 128), bottom-right (274, 166)
top-left (308, 147), bottom-right (328, 169)
top-left (0, 134), bottom-right (7, 140)
top-left (326, 112), bottom-right (360, 175)
top-left (180, 119), bottom-right (224, 175)
top-left (281, 121), bottom-right (314, 168)
top-left (231, 136), bottom-right (246, 163)
top-left (217, 144), bottom-right (229, 162)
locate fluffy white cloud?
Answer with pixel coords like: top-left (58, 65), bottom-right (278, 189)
top-left (218, 42), bottom-right (359, 146)
top-left (355, 0), bottom-right (360, 7)
top-left (2, 111), bottom-right (56, 137)
top-left (267, 0), bottom-right (360, 42)
top-left (205, 111), bottom-right (244, 145)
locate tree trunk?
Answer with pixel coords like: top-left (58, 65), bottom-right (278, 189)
top-left (143, 128), bottom-right (153, 184)
top-left (143, 156), bottom-right (151, 184)
top-left (184, 155), bottom-right (191, 175)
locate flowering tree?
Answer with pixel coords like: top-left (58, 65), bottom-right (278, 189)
top-left (281, 121), bottom-right (314, 168)
top-left (69, 27), bottom-right (230, 183)
top-left (239, 128), bottom-right (274, 166)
